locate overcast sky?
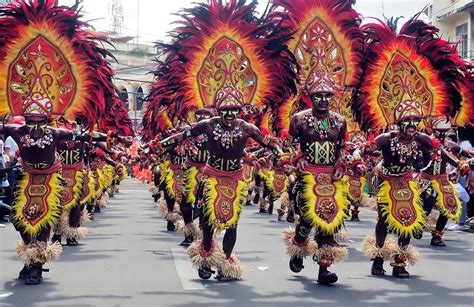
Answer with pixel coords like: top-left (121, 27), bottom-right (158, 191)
top-left (60, 0), bottom-right (431, 45)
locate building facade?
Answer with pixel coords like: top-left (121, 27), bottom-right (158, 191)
top-left (425, 0), bottom-right (474, 61)
top-left (99, 33), bottom-right (161, 134)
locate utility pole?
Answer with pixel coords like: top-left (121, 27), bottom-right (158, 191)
top-left (136, 0), bottom-right (140, 44)
top-left (109, 0), bottom-right (124, 35)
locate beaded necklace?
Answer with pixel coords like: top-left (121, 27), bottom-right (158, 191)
top-left (212, 123), bottom-right (243, 149)
top-left (389, 136), bottom-right (422, 164)
top-left (20, 129), bottom-right (54, 149)
top-left (305, 112), bottom-right (338, 140)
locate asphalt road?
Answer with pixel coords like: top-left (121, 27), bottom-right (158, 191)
top-left (1, 178), bottom-right (473, 307)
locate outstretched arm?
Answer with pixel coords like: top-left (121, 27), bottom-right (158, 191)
top-left (160, 120), bottom-right (208, 149)
top-left (247, 123), bottom-right (282, 154)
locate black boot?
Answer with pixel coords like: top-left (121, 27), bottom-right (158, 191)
top-left (245, 200), bottom-right (252, 206)
top-left (289, 256), bottom-right (304, 273)
top-left (25, 264), bottom-right (48, 285)
top-left (153, 194), bottom-right (159, 203)
top-left (413, 229), bottom-right (423, 240)
top-left (167, 220), bottom-right (176, 231)
top-left (317, 266), bottom-right (338, 285)
top-left (86, 204), bottom-right (94, 220)
top-left (179, 234), bottom-right (193, 246)
top-left (51, 234), bottom-right (61, 244)
top-left (215, 271), bottom-right (238, 281)
top-left (18, 264), bottom-right (29, 280)
top-left (258, 207), bottom-right (267, 214)
top-left (66, 238), bottom-right (79, 246)
top-left (253, 192), bottom-right (260, 205)
top-left (371, 257), bottom-right (385, 276)
top-left (430, 236), bottom-right (446, 247)
top-left (350, 209), bottom-right (360, 221)
top-left (392, 265), bottom-right (410, 278)
top-left (286, 211), bottom-right (295, 223)
top-left (268, 202), bottom-right (274, 215)
top-left (198, 266), bottom-right (214, 280)
top-left (94, 205), bottom-right (101, 213)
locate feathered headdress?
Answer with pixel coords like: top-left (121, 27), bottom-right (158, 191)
top-left (151, 0), bottom-right (297, 121)
top-left (98, 95), bottom-right (134, 137)
top-left (0, 0), bottom-right (114, 127)
top-left (269, 0), bottom-right (364, 133)
top-left (353, 17), bottom-right (466, 131)
top-left (453, 70), bottom-right (474, 127)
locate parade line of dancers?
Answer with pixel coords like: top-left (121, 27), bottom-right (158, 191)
top-left (0, 0), bottom-right (472, 286)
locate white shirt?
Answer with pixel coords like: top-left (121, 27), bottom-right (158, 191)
top-left (0, 141), bottom-right (9, 188)
top-left (4, 136), bottom-right (18, 159)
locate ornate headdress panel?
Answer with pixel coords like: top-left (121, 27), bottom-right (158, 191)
top-left (269, 0), bottom-right (364, 133)
top-left (0, 0), bottom-right (114, 126)
top-left (155, 0), bottom-right (297, 119)
top-left (353, 18), bottom-right (466, 131)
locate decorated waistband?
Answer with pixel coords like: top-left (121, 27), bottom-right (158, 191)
top-left (62, 161), bottom-right (85, 171)
top-left (419, 171), bottom-right (447, 181)
top-left (22, 155), bottom-right (62, 175)
top-left (303, 164), bottom-right (334, 175)
top-left (378, 171), bottom-right (414, 181)
top-left (202, 165), bottom-right (243, 180)
top-left (169, 162), bottom-right (183, 171)
top-left (379, 166), bottom-right (414, 177)
top-left (185, 158), bottom-right (206, 169)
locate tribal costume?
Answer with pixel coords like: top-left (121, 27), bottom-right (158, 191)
top-left (0, 0), bottom-right (114, 284)
top-left (51, 131), bottom-right (88, 246)
top-left (270, 0), bottom-right (363, 284)
top-left (147, 0), bottom-right (296, 281)
top-left (354, 17), bottom-right (467, 277)
top-left (419, 115), bottom-right (472, 246)
top-left (178, 109), bottom-right (213, 246)
top-left (159, 145), bottom-right (186, 231)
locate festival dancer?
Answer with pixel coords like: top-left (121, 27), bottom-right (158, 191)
top-left (179, 108), bottom-right (214, 246)
top-left (146, 0), bottom-right (297, 281)
top-left (355, 17), bottom-right (467, 278)
top-left (419, 116), bottom-right (472, 246)
top-left (156, 126), bottom-right (187, 232)
top-left (0, 0), bottom-right (116, 284)
top-left (270, 0), bottom-right (364, 284)
top-left (51, 119), bottom-right (88, 246)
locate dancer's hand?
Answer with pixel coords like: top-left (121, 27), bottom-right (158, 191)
top-left (332, 167), bottom-right (343, 181)
top-left (295, 157), bottom-right (308, 173)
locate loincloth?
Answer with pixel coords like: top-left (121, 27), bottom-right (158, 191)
top-left (183, 161), bottom-right (206, 206)
top-left (297, 165), bottom-right (350, 235)
top-left (164, 163), bottom-right (184, 203)
top-left (419, 172), bottom-right (461, 221)
top-left (61, 162), bottom-right (85, 211)
top-left (80, 168), bottom-right (96, 206)
top-left (11, 160), bottom-right (65, 237)
top-left (202, 166), bottom-right (248, 231)
top-left (377, 173), bottom-right (426, 238)
top-left (347, 174), bottom-right (366, 203)
top-left (262, 168), bottom-right (288, 200)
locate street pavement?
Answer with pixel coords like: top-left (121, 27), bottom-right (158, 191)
top-left (1, 178), bottom-right (473, 307)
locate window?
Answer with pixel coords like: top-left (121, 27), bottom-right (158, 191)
top-left (136, 86), bottom-right (144, 111)
top-left (456, 23), bottom-right (468, 59)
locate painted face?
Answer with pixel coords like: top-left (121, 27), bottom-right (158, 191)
top-left (219, 107), bottom-right (240, 127)
top-left (397, 117), bottom-right (420, 137)
top-left (311, 92), bottom-right (334, 114)
top-left (25, 117), bottom-right (49, 138)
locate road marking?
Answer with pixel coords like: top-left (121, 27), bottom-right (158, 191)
top-left (171, 247), bottom-right (205, 291)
